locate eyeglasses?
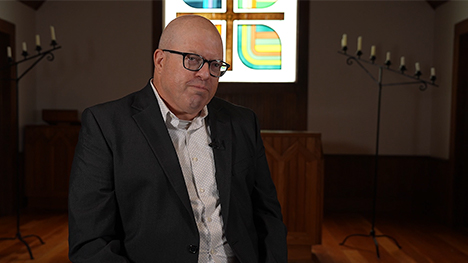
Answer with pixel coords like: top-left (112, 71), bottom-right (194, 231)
top-left (162, 49), bottom-right (230, 77)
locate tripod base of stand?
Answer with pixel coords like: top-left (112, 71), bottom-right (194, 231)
top-left (0, 232), bottom-right (45, 259)
top-left (340, 229), bottom-right (401, 258)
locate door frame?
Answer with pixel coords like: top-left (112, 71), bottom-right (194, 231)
top-left (449, 18), bottom-right (468, 229)
top-left (0, 18), bottom-right (16, 216)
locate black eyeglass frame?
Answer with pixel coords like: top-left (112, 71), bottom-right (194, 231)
top-left (162, 49), bottom-right (230, 77)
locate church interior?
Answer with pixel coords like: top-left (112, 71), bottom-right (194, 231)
top-left (1, 0), bottom-right (467, 262)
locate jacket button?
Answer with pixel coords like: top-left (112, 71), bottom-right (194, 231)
top-left (188, 244), bottom-right (198, 254)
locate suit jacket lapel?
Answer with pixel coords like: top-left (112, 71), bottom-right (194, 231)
top-left (130, 87), bottom-right (233, 228)
top-left (131, 84), bottom-right (194, 219)
top-left (208, 99), bottom-right (233, 226)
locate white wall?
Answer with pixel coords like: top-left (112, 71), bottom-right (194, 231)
top-left (35, 0), bottom-right (153, 120)
top-left (308, 1), bottom-right (435, 155)
top-left (432, 1), bottom-right (468, 159)
top-left (0, 0), bottom-right (152, 149)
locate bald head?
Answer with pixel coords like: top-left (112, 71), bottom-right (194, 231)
top-left (158, 15), bottom-right (223, 52)
top-left (152, 15), bottom-right (224, 120)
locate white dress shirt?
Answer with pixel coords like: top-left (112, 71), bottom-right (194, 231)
top-left (150, 81), bottom-right (236, 263)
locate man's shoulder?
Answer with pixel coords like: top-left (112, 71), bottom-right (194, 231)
top-left (209, 96), bottom-right (254, 116)
top-left (87, 84), bottom-right (152, 114)
top-left (208, 97), bottom-right (259, 129)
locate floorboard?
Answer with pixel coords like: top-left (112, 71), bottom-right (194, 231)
top-left (1, 211), bottom-right (467, 262)
top-left (0, 212), bottom-right (69, 263)
top-left (310, 213), bottom-right (468, 263)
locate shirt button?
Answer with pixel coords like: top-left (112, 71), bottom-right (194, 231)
top-left (200, 188), bottom-right (205, 193)
top-left (207, 217), bottom-right (212, 222)
top-left (210, 249), bottom-right (215, 255)
top-left (192, 157), bottom-right (198, 162)
top-left (188, 244), bottom-right (198, 254)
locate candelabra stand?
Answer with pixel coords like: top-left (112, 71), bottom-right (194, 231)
top-left (337, 50), bottom-right (437, 258)
top-left (0, 43), bottom-right (61, 260)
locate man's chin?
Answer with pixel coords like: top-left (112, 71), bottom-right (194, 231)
top-left (188, 97), bottom-right (208, 110)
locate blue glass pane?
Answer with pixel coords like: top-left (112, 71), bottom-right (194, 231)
top-left (184, 0), bottom-right (222, 8)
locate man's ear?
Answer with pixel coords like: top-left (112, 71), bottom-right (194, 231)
top-left (153, 49), bottom-right (165, 73)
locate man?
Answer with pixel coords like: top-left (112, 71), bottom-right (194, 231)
top-left (68, 15), bottom-right (287, 263)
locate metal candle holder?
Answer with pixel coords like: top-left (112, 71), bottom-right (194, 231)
top-left (337, 48), bottom-right (438, 258)
top-left (0, 41), bottom-right (61, 260)
top-left (9, 44), bottom-right (61, 81)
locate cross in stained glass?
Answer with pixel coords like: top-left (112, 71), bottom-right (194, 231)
top-left (177, 0), bottom-right (284, 70)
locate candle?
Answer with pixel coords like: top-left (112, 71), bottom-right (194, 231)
top-left (50, 26), bottom-right (56, 41)
top-left (431, 67), bottom-right (436, 77)
top-left (386, 52), bottom-right (391, 62)
top-left (357, 36), bottom-right (362, 51)
top-left (36, 34), bottom-right (41, 46)
top-left (341, 34), bottom-right (347, 48)
top-left (22, 42), bottom-right (27, 52)
top-left (7, 46), bottom-right (12, 58)
top-left (400, 56), bottom-right (405, 66)
top-left (415, 62), bottom-right (420, 72)
top-left (370, 45), bottom-right (376, 57)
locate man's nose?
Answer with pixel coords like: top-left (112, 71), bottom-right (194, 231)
top-left (196, 62), bottom-right (211, 79)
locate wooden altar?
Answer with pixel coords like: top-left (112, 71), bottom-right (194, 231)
top-left (261, 131), bottom-right (324, 261)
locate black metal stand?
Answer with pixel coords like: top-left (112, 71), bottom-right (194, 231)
top-left (337, 51), bottom-right (437, 258)
top-left (0, 44), bottom-right (61, 259)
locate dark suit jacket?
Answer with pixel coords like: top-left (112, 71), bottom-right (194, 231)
top-left (68, 82), bottom-right (287, 263)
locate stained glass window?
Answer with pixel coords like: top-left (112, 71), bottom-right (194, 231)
top-left (164, 0), bottom-right (298, 82)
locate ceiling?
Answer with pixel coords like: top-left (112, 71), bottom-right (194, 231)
top-left (18, 0), bottom-right (46, 10)
top-left (18, 0), bottom-right (450, 11)
top-left (426, 0), bottom-right (450, 9)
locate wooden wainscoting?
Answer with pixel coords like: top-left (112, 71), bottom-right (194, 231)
top-left (24, 125), bottom-right (81, 210)
top-left (323, 154), bottom-right (451, 222)
top-left (261, 131), bottom-right (324, 261)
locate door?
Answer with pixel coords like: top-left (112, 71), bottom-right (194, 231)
top-left (451, 19), bottom-right (468, 231)
top-left (0, 19), bottom-right (16, 216)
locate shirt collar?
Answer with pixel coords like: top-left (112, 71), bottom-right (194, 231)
top-left (150, 79), bottom-right (208, 130)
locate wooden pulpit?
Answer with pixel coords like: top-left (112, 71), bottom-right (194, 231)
top-left (261, 131), bottom-right (324, 261)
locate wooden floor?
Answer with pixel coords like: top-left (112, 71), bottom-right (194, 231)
top-left (0, 212), bottom-right (69, 263)
top-left (311, 213), bottom-right (468, 263)
top-left (0, 211), bottom-right (467, 262)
